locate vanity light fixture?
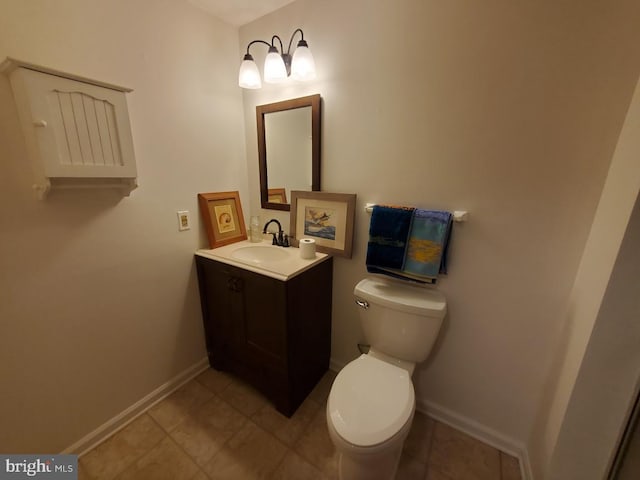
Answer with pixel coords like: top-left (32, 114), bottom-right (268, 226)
top-left (238, 28), bottom-right (316, 89)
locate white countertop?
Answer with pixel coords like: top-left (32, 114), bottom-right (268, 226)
top-left (195, 239), bottom-right (330, 281)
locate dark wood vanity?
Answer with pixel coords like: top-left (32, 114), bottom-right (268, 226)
top-left (195, 252), bottom-right (333, 417)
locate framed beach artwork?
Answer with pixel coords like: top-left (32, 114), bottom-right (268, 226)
top-left (267, 187), bottom-right (287, 204)
top-left (197, 191), bottom-right (247, 248)
top-left (290, 191), bottom-right (356, 258)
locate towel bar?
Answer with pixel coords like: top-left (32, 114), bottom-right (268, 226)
top-left (364, 203), bottom-right (468, 222)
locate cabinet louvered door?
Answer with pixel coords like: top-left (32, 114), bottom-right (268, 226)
top-left (13, 67), bottom-right (136, 178)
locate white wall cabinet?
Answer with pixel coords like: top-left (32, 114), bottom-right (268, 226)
top-left (1, 58), bottom-right (137, 199)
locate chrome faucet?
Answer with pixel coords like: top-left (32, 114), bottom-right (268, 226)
top-left (263, 219), bottom-right (289, 247)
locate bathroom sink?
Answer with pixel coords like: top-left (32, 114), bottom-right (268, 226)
top-left (231, 245), bottom-right (289, 264)
top-left (196, 239), bottom-right (328, 281)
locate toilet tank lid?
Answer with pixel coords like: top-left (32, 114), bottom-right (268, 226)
top-left (354, 277), bottom-right (446, 317)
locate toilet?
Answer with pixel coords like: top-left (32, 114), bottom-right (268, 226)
top-left (326, 277), bottom-right (447, 480)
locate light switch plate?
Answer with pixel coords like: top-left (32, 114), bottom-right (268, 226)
top-left (177, 210), bottom-right (190, 231)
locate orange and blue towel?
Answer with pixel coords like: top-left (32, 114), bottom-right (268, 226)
top-left (404, 209), bottom-right (452, 279)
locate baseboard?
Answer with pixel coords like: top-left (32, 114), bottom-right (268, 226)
top-left (417, 398), bottom-right (534, 480)
top-left (63, 357), bottom-right (210, 456)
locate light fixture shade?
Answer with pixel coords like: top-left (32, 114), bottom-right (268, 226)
top-left (291, 41), bottom-right (316, 81)
top-left (238, 55), bottom-right (261, 89)
top-left (264, 47), bottom-right (287, 83)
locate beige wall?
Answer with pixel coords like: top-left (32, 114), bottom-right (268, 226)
top-left (530, 74), bottom-right (640, 479)
top-left (0, 0), bottom-right (247, 452)
top-left (240, 0), bottom-right (640, 467)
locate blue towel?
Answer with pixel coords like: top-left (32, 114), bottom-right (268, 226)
top-left (366, 207), bottom-right (452, 284)
top-left (403, 210), bottom-right (452, 280)
top-left (366, 205), bottom-right (415, 273)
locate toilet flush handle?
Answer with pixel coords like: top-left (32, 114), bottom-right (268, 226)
top-left (355, 299), bottom-right (369, 309)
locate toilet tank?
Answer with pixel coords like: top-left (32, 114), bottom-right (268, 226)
top-left (354, 277), bottom-right (447, 363)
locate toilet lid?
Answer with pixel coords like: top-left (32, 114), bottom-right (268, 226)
top-left (328, 355), bottom-right (415, 447)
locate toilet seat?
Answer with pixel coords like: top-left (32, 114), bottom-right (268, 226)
top-left (328, 354), bottom-right (415, 447)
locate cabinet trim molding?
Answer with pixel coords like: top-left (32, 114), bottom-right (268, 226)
top-left (0, 57), bottom-right (132, 92)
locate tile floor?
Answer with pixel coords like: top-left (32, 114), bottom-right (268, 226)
top-left (78, 368), bottom-right (522, 480)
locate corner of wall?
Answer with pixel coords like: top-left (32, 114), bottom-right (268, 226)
top-left (527, 71), bottom-right (640, 479)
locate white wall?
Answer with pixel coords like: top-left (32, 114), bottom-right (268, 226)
top-left (239, 0), bottom-right (640, 462)
top-left (529, 74), bottom-right (640, 479)
top-left (0, 0), bottom-right (247, 452)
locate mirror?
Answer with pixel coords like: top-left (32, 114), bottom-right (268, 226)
top-left (257, 94), bottom-right (321, 211)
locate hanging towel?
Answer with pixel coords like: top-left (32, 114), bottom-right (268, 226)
top-left (366, 207), bottom-right (452, 284)
top-left (366, 205), bottom-right (415, 274)
top-left (403, 209), bottom-right (453, 281)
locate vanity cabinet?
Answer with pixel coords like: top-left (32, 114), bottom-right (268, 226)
top-left (195, 254), bottom-right (333, 417)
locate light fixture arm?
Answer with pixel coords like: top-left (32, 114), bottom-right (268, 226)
top-left (285, 28), bottom-right (305, 55)
top-left (245, 39), bottom-right (272, 56)
top-left (271, 35), bottom-right (285, 53)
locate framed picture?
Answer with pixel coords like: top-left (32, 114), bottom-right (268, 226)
top-left (290, 191), bottom-right (357, 258)
top-left (267, 187), bottom-right (287, 204)
top-left (197, 191), bottom-right (247, 248)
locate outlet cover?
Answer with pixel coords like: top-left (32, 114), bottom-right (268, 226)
top-left (177, 210), bottom-right (190, 231)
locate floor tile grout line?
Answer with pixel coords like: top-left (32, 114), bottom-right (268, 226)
top-left (80, 413), bottom-right (169, 480)
top-left (160, 429), bottom-right (212, 480)
top-left (423, 418), bottom-right (436, 472)
top-left (191, 383), bottom-right (293, 479)
top-left (193, 373), bottom-right (233, 397)
top-left (211, 414), bottom-right (291, 479)
top-left (193, 373), bottom-right (296, 474)
top-left (147, 388), bottom-right (251, 478)
top-left (146, 410), bottom-right (174, 436)
top-left (215, 386), bottom-right (265, 422)
top-left (249, 396), bottom-right (324, 448)
top-left (265, 444), bottom-right (291, 479)
top-left (111, 419), bottom-right (173, 480)
top-left (146, 380), bottom-right (218, 434)
top-left (288, 404), bottom-right (334, 476)
top-left (145, 401), bottom-right (228, 479)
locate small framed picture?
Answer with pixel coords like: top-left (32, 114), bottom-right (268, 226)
top-left (197, 191), bottom-right (247, 248)
top-left (267, 187), bottom-right (287, 204)
top-left (290, 191), bottom-right (357, 258)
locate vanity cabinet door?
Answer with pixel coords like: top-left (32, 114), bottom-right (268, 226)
top-left (195, 258), bottom-right (287, 369)
top-left (195, 257), bottom-right (236, 369)
top-left (240, 270), bottom-right (287, 368)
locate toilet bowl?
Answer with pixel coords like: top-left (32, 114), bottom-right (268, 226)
top-left (327, 354), bottom-right (415, 479)
top-left (326, 277), bottom-right (447, 480)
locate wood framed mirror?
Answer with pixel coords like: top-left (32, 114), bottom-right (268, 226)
top-left (257, 94), bottom-right (321, 211)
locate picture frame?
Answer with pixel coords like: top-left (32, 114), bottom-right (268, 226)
top-left (267, 187), bottom-right (287, 204)
top-left (197, 191), bottom-right (247, 249)
top-left (290, 191), bottom-right (357, 258)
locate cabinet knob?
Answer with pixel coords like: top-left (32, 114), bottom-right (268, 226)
top-left (33, 120), bottom-right (47, 127)
top-left (227, 277), bottom-right (243, 292)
